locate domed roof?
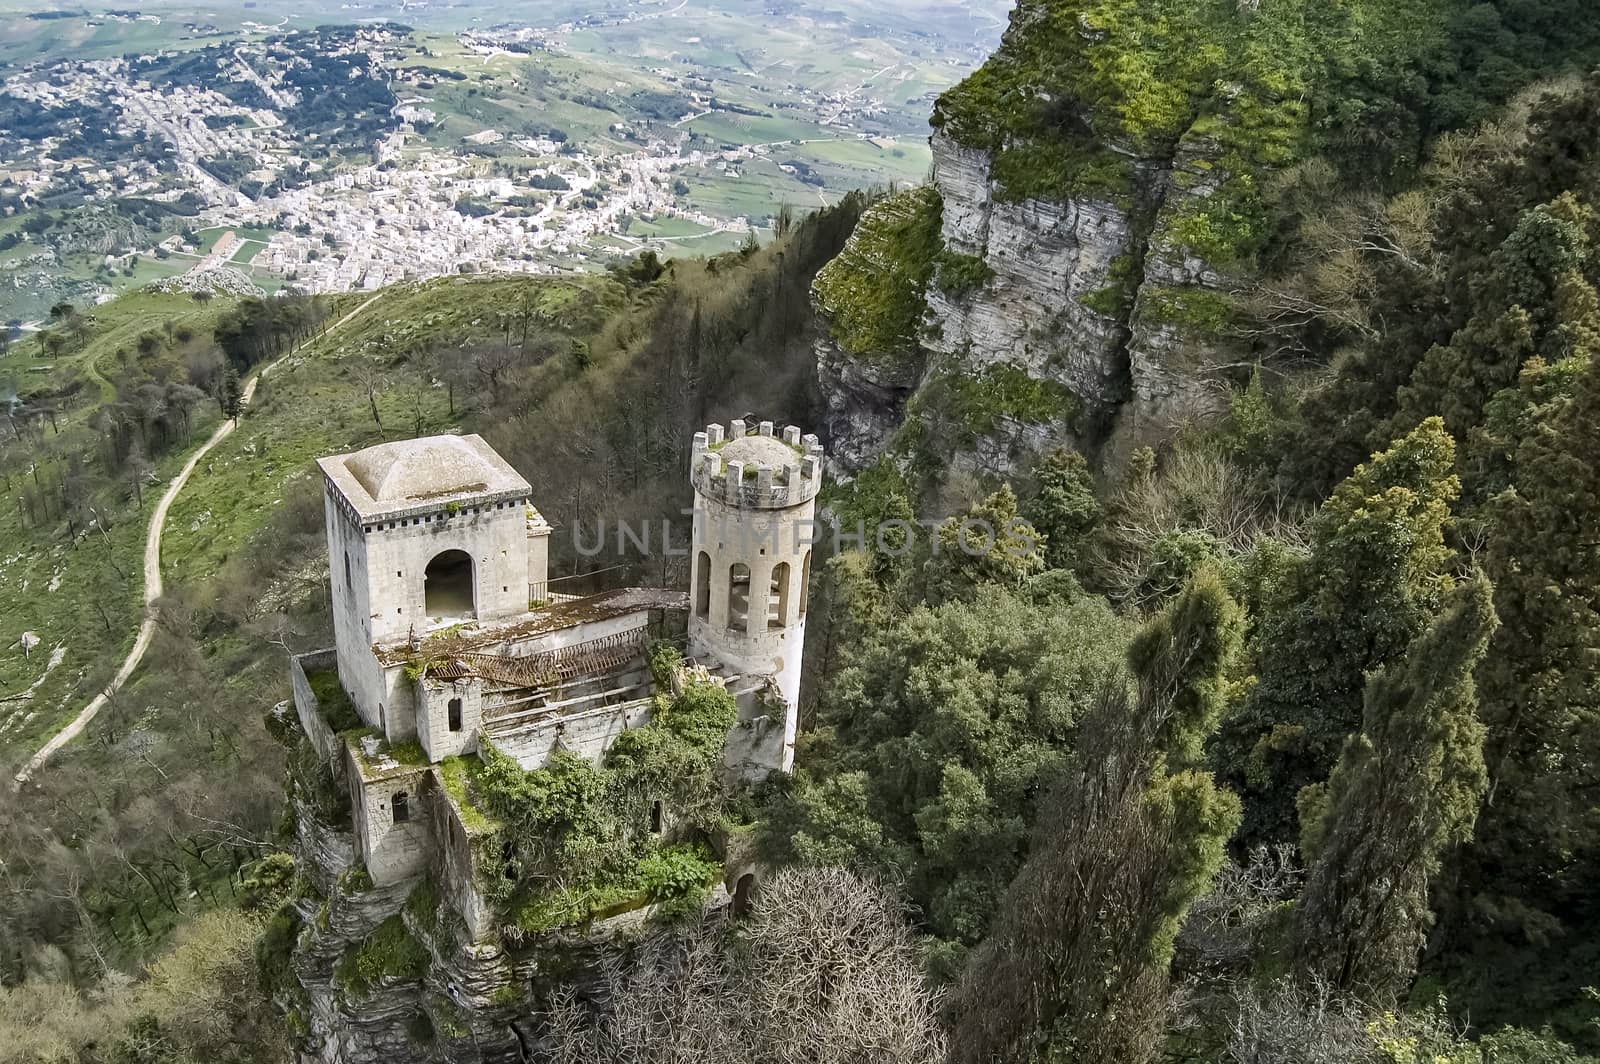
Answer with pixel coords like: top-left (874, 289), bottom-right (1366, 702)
top-left (717, 433), bottom-right (799, 468)
top-left (347, 436), bottom-right (505, 502)
top-left (319, 434), bottom-right (530, 518)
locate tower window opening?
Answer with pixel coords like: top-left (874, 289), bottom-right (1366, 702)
top-left (694, 551), bottom-right (711, 617)
top-left (728, 563), bottom-right (751, 633)
top-left (799, 550), bottom-right (811, 617)
top-left (344, 551), bottom-right (352, 591)
top-left (768, 561), bottom-right (790, 629)
top-left (448, 697), bottom-right (463, 732)
top-left (392, 791), bottom-right (410, 824)
top-left (424, 549), bottom-right (476, 618)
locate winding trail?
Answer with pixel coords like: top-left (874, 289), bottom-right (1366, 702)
top-left (13, 292), bottom-right (387, 787)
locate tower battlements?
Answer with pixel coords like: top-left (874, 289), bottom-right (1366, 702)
top-left (690, 419), bottom-right (823, 509)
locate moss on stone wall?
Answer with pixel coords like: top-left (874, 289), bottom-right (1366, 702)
top-left (333, 915), bottom-right (429, 998)
top-left (1138, 286), bottom-right (1240, 339)
top-left (812, 186), bottom-right (943, 360)
top-left (306, 668), bottom-right (360, 732)
top-left (933, 249), bottom-right (996, 296)
top-left (916, 363), bottom-right (1082, 443)
top-left (1083, 252), bottom-right (1140, 318)
top-left (439, 755), bottom-right (498, 834)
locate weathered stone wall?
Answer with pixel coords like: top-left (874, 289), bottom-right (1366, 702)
top-left (721, 678), bottom-right (789, 781)
top-left (489, 698), bottom-right (655, 771)
top-left (348, 750), bottom-right (434, 886)
top-left (292, 648), bottom-right (344, 780)
top-left (357, 500), bottom-right (531, 641)
top-left (326, 485), bottom-right (534, 743)
top-left (417, 676), bottom-right (481, 761)
top-left (429, 775), bottom-right (497, 943)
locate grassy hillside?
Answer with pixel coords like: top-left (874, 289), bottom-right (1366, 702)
top-left (0, 291), bottom-right (241, 767)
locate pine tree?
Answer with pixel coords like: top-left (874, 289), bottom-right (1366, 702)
top-left (1464, 344), bottom-right (1600, 946)
top-left (1292, 573), bottom-right (1496, 998)
top-left (221, 367), bottom-right (243, 422)
top-left (948, 569), bottom-right (1243, 1064)
top-left (1025, 447), bottom-right (1101, 572)
top-left (921, 484), bottom-right (1044, 605)
top-left (1218, 417), bottom-right (1460, 846)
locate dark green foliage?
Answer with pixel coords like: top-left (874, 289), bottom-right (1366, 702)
top-left (759, 587), bottom-right (1133, 961)
top-left (472, 679), bottom-right (736, 925)
top-left (1292, 574), bottom-right (1496, 998)
top-left (334, 916), bottom-right (429, 998)
top-left (933, 249), bottom-right (994, 295)
top-left (1025, 447), bottom-right (1101, 572)
top-left (919, 485), bottom-right (1046, 606)
top-left (1218, 418), bottom-right (1460, 845)
top-left (947, 570), bottom-right (1244, 1064)
top-left (212, 292), bottom-right (326, 373)
top-left (255, 903), bottom-right (303, 999)
top-left (1433, 344), bottom-right (1600, 1027)
top-left (1262, 73), bottom-right (1600, 1037)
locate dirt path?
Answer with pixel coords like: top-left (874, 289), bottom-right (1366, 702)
top-left (13, 291), bottom-right (387, 787)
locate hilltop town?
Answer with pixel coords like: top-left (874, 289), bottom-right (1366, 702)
top-left (0, 7), bottom-right (988, 321)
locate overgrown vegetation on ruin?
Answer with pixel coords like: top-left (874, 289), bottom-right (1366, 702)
top-left (443, 647), bottom-right (737, 931)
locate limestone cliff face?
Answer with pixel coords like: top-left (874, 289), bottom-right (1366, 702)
top-left (1119, 125), bottom-right (1238, 454)
top-left (921, 131), bottom-right (1135, 420)
top-left (810, 0), bottom-right (1275, 480)
top-left (813, 334), bottom-right (922, 476)
top-left (277, 778), bottom-right (695, 1064)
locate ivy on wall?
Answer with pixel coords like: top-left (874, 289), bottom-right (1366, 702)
top-left (456, 644), bottom-right (737, 932)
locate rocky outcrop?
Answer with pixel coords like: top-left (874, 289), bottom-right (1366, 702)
top-left (811, 123), bottom-right (1247, 479)
top-left (806, 0), bottom-right (1297, 482)
top-left (1115, 124), bottom-right (1239, 460)
top-left (814, 334), bottom-right (923, 477)
top-left (922, 131), bottom-right (1136, 417)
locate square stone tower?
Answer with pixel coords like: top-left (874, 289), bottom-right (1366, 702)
top-left (316, 434), bottom-right (545, 737)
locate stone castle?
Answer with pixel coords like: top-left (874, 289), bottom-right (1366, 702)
top-left (287, 419), bottom-right (821, 900)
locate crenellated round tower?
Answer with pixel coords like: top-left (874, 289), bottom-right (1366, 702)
top-left (687, 419), bottom-right (823, 771)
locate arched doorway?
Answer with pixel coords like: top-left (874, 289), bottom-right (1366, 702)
top-left (425, 549), bottom-right (476, 617)
top-left (732, 873), bottom-right (757, 916)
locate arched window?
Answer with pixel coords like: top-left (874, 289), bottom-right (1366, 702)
top-left (728, 563), bottom-right (750, 633)
top-left (424, 549), bottom-right (475, 617)
top-left (767, 561), bottom-right (790, 629)
top-left (448, 697), bottom-right (463, 732)
top-left (694, 551), bottom-right (711, 617)
top-left (392, 791), bottom-right (410, 824)
top-left (799, 550), bottom-right (811, 617)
